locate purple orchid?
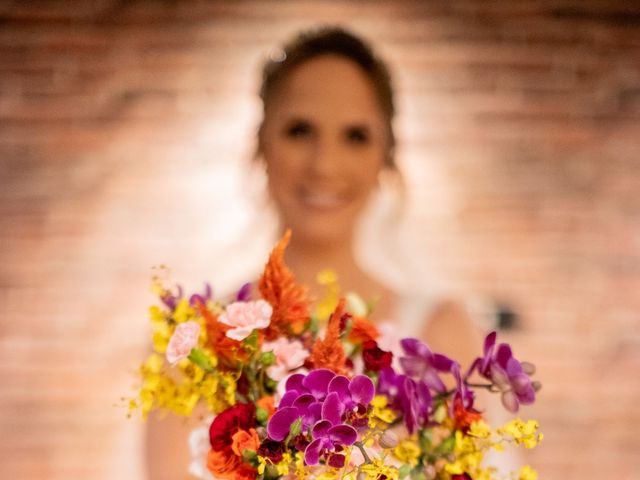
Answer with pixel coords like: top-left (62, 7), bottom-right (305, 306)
top-left (378, 367), bottom-right (432, 434)
top-left (451, 362), bottom-right (475, 410)
top-left (188, 282), bottom-right (213, 307)
top-left (267, 370), bottom-right (374, 465)
top-left (236, 282), bottom-right (252, 302)
top-left (399, 338), bottom-right (457, 393)
top-left (304, 420), bottom-right (357, 467)
top-left (160, 284), bottom-right (183, 310)
top-left (469, 331), bottom-right (537, 412)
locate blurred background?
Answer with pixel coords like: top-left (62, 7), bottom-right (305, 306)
top-left (1, 0), bottom-right (639, 479)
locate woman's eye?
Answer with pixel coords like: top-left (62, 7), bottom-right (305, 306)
top-left (346, 127), bottom-right (370, 144)
top-left (285, 121), bottom-right (312, 138)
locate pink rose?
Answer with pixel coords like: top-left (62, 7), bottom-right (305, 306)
top-left (218, 300), bottom-right (272, 341)
top-left (262, 337), bottom-right (309, 381)
top-left (166, 321), bottom-right (200, 365)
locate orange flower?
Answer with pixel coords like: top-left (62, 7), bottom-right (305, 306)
top-left (347, 316), bottom-right (380, 344)
top-left (309, 298), bottom-right (348, 375)
top-left (197, 302), bottom-right (248, 366)
top-left (453, 396), bottom-right (483, 433)
top-left (231, 428), bottom-right (260, 457)
top-left (256, 395), bottom-right (276, 417)
top-left (259, 230), bottom-right (310, 340)
top-left (207, 449), bottom-right (240, 479)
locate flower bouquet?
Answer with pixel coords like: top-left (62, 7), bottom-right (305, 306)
top-left (129, 231), bottom-right (542, 480)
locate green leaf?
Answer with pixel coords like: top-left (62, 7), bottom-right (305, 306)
top-left (436, 435), bottom-right (456, 455)
top-left (187, 348), bottom-right (213, 371)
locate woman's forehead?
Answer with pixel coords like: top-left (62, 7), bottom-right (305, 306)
top-left (269, 56), bottom-right (385, 124)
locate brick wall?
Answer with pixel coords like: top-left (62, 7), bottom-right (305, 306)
top-left (1, 1), bottom-right (639, 479)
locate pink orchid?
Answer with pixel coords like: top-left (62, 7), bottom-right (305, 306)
top-left (262, 337), bottom-right (310, 381)
top-left (166, 321), bottom-right (200, 365)
top-left (218, 300), bottom-right (272, 341)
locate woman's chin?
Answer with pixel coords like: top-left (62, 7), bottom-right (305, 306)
top-left (285, 218), bottom-right (353, 247)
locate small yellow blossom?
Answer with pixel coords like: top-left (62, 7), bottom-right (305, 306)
top-left (369, 395), bottom-right (396, 428)
top-left (519, 465), bottom-right (538, 480)
top-left (498, 419), bottom-right (543, 449)
top-left (315, 269), bottom-right (341, 321)
top-left (393, 439), bottom-right (421, 466)
top-left (359, 458), bottom-right (399, 480)
top-left (173, 298), bottom-right (195, 324)
top-left (294, 451), bottom-right (307, 479)
top-left (468, 420), bottom-right (492, 439)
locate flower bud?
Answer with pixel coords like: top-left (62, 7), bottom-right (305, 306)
top-left (379, 430), bottom-right (399, 449)
top-left (532, 380), bottom-right (543, 392)
top-left (521, 361), bottom-right (536, 375)
top-left (492, 368), bottom-right (510, 390)
top-left (501, 390), bottom-right (519, 413)
top-left (242, 449), bottom-right (257, 462)
top-left (260, 351), bottom-right (276, 366)
top-left (423, 464), bottom-right (437, 479)
top-left (256, 407), bottom-right (269, 424)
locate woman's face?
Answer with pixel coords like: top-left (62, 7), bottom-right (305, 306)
top-left (260, 55), bottom-right (390, 245)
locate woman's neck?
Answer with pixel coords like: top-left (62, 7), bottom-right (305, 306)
top-left (285, 236), bottom-right (358, 289)
top-left (283, 233), bottom-right (395, 320)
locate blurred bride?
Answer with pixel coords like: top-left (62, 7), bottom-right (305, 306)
top-left (146, 27), bottom-right (484, 479)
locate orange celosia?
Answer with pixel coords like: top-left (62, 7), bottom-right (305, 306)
top-left (347, 315), bottom-right (380, 344)
top-left (197, 301), bottom-right (248, 366)
top-left (309, 298), bottom-right (348, 375)
top-left (259, 230), bottom-right (310, 340)
top-left (231, 428), bottom-right (260, 457)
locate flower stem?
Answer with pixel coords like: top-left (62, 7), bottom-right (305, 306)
top-left (465, 382), bottom-right (494, 390)
top-left (354, 441), bottom-right (372, 464)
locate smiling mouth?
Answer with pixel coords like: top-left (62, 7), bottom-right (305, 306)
top-left (297, 188), bottom-right (352, 211)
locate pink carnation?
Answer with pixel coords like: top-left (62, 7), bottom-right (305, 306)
top-left (166, 321), bottom-right (200, 365)
top-left (218, 300), bottom-right (272, 341)
top-left (262, 337), bottom-right (309, 381)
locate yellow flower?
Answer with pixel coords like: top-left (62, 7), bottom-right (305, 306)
top-left (317, 269), bottom-right (338, 285)
top-left (393, 439), bottom-right (421, 466)
top-left (359, 458), bottom-right (399, 480)
top-left (519, 465), bottom-right (538, 480)
top-left (444, 430), bottom-right (484, 476)
top-left (468, 420), bottom-right (491, 439)
top-left (294, 451), bottom-right (307, 479)
top-left (369, 395), bottom-right (396, 428)
top-left (315, 269), bottom-right (340, 321)
top-left (316, 470), bottom-right (342, 480)
top-left (498, 419), bottom-right (543, 449)
top-left (173, 298), bottom-right (195, 324)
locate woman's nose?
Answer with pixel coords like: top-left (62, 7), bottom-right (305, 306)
top-left (306, 136), bottom-right (343, 178)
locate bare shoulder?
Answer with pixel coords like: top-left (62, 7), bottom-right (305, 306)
top-left (421, 299), bottom-right (482, 367)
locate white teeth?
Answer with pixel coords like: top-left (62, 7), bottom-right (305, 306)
top-left (301, 192), bottom-right (345, 208)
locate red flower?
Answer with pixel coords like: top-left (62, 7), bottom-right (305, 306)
top-left (451, 475), bottom-right (472, 480)
top-left (362, 340), bottom-right (393, 372)
top-left (209, 403), bottom-right (256, 453)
